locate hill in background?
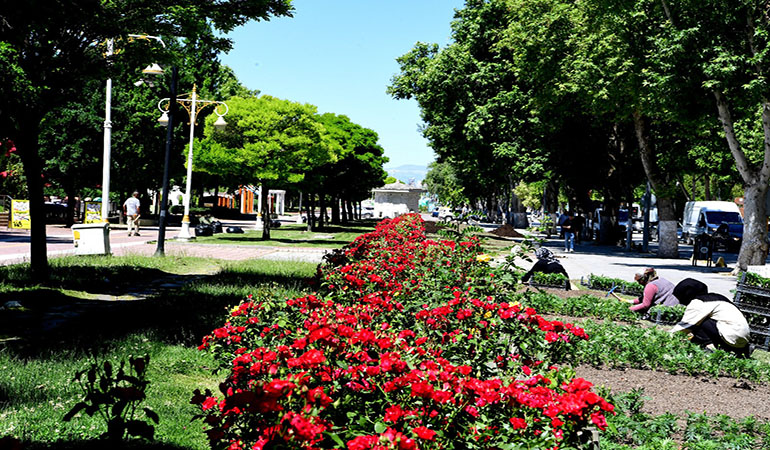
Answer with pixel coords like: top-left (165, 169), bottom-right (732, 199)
top-left (385, 164), bottom-right (428, 185)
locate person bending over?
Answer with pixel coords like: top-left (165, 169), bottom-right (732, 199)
top-left (629, 267), bottom-right (680, 314)
top-left (521, 248), bottom-right (571, 290)
top-left (670, 278), bottom-right (752, 357)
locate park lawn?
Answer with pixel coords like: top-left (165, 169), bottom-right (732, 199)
top-left (186, 222), bottom-right (377, 248)
top-left (0, 254), bottom-right (220, 295)
top-left (0, 256), bottom-right (318, 449)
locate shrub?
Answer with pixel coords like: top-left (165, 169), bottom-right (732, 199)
top-left (193, 214), bottom-right (613, 450)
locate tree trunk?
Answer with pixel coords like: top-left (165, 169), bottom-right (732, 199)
top-left (307, 193), bottom-right (314, 232)
top-left (632, 110), bottom-right (679, 258)
top-left (704, 174), bottom-right (711, 200)
top-left (318, 193), bottom-right (326, 229)
top-left (17, 124), bottom-right (49, 279)
top-left (340, 199), bottom-right (348, 223)
top-left (260, 182), bottom-right (271, 239)
top-left (331, 195), bottom-right (340, 224)
top-left (714, 91), bottom-right (770, 270)
top-left (65, 181), bottom-right (76, 227)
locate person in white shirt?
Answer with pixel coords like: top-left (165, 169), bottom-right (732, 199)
top-left (670, 278), bottom-right (752, 357)
top-left (123, 191), bottom-right (141, 237)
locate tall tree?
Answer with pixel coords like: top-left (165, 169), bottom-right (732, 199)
top-left (195, 95), bottom-right (336, 238)
top-left (314, 113), bottom-right (388, 224)
top-left (0, 0), bottom-right (293, 278)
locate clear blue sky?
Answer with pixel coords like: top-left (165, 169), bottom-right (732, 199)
top-left (219, 0), bottom-right (464, 169)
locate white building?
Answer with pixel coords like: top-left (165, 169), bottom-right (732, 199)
top-left (372, 181), bottom-right (425, 218)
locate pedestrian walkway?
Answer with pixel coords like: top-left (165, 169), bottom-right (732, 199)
top-left (509, 231), bottom-right (741, 298)
top-left (0, 217), bottom-right (330, 266)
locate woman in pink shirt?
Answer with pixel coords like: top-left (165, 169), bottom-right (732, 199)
top-left (629, 267), bottom-right (680, 314)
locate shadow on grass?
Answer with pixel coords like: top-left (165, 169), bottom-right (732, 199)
top-left (0, 264), bottom-right (174, 296)
top-left (1, 268), bottom-right (314, 358)
top-left (22, 439), bottom-right (193, 450)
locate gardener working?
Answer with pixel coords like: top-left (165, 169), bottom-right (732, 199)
top-left (628, 267), bottom-right (680, 314)
top-left (521, 247), bottom-right (571, 290)
top-left (670, 278), bottom-right (752, 357)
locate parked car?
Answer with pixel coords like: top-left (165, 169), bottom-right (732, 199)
top-left (681, 201), bottom-right (743, 246)
top-left (438, 206), bottom-right (457, 221)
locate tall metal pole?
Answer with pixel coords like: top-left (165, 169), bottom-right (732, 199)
top-left (155, 67), bottom-right (178, 257)
top-left (101, 39), bottom-right (114, 224)
top-left (177, 85), bottom-right (197, 239)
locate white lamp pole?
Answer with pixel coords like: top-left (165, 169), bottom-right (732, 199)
top-left (101, 38), bottom-right (114, 223)
top-left (156, 85), bottom-right (228, 240)
top-left (101, 34), bottom-right (165, 223)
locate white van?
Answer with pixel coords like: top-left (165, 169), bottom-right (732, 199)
top-left (681, 201), bottom-right (743, 244)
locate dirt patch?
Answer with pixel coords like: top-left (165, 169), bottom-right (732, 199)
top-left (423, 220), bottom-right (442, 234)
top-left (490, 224), bottom-right (524, 238)
top-left (575, 365), bottom-right (770, 421)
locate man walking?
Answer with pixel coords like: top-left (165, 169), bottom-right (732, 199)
top-left (123, 191), bottom-right (141, 237)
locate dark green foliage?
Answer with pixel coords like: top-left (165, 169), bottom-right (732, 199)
top-left (531, 271), bottom-right (569, 287)
top-left (647, 304), bottom-right (686, 325)
top-left (743, 272), bottom-right (770, 291)
top-left (574, 321), bottom-right (770, 381)
top-left (520, 291), bottom-right (638, 322)
top-left (600, 389), bottom-right (768, 449)
top-left (587, 274), bottom-right (643, 296)
top-left (64, 355), bottom-right (158, 442)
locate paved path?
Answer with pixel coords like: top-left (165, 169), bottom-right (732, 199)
top-left (0, 218), bottom-right (330, 266)
top-left (505, 232), bottom-right (742, 298)
top-left (0, 216), bottom-right (757, 297)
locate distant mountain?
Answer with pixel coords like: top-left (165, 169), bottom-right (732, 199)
top-left (385, 164), bottom-right (428, 185)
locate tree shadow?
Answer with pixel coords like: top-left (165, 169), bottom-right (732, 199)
top-left (21, 438), bottom-right (194, 450)
top-left (0, 264), bottom-right (175, 296)
top-left (1, 268), bottom-right (314, 358)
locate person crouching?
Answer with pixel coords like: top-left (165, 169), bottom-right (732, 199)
top-left (670, 278), bottom-right (752, 357)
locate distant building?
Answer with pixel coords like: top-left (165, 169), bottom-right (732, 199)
top-left (372, 181), bottom-right (425, 218)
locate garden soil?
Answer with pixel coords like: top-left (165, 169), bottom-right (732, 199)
top-left (490, 224), bottom-right (525, 238)
top-left (531, 286), bottom-right (770, 421)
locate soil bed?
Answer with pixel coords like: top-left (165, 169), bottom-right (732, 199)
top-left (527, 285), bottom-right (770, 421)
top-left (575, 365), bottom-right (770, 421)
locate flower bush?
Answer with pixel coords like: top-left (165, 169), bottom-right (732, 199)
top-left (193, 214), bottom-right (613, 450)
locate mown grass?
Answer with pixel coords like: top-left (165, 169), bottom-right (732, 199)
top-left (187, 222), bottom-right (377, 248)
top-left (0, 256), bottom-right (318, 449)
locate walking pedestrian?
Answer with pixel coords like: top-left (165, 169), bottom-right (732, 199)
top-left (561, 211), bottom-right (575, 252)
top-left (123, 191), bottom-right (141, 237)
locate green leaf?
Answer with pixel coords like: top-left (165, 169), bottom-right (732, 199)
top-left (374, 422), bottom-right (387, 434)
top-left (326, 432), bottom-right (345, 447)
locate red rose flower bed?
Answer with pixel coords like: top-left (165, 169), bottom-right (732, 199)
top-left (193, 214), bottom-right (613, 450)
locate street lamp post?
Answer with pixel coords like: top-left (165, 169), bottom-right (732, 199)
top-left (157, 85), bottom-right (228, 240)
top-left (101, 34), bottom-right (165, 224)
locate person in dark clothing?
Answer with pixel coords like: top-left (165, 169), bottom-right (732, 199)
top-left (521, 247), bottom-right (571, 290)
top-left (572, 213), bottom-right (585, 244)
top-left (670, 278), bottom-right (752, 357)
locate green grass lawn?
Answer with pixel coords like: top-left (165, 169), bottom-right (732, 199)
top-left (0, 255), bottom-right (318, 449)
top-left (187, 222), bottom-right (376, 248)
